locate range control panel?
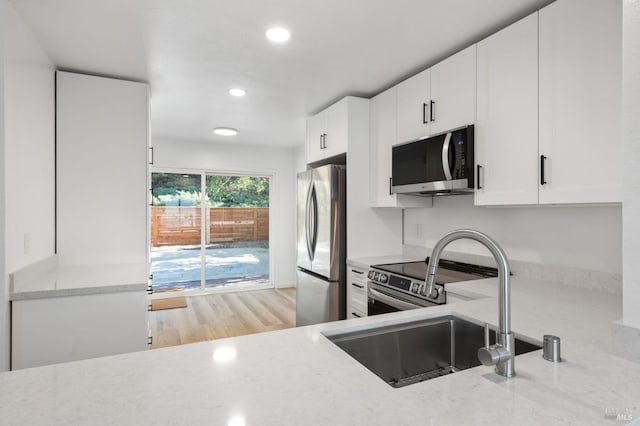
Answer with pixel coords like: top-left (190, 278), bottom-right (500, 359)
top-left (368, 269), bottom-right (444, 303)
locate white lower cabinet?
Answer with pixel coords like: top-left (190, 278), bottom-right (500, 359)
top-left (11, 291), bottom-right (149, 370)
top-left (347, 266), bottom-right (368, 318)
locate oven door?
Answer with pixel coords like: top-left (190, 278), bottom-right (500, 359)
top-left (367, 282), bottom-right (437, 316)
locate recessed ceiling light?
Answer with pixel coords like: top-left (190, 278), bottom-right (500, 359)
top-left (213, 127), bottom-right (238, 136)
top-left (229, 88), bottom-right (246, 97)
top-left (266, 27), bottom-right (290, 43)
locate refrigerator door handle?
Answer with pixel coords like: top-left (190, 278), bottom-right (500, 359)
top-left (309, 184), bottom-right (318, 260)
top-left (305, 183), bottom-right (314, 261)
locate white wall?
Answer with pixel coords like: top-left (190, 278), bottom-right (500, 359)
top-left (404, 196), bottom-right (621, 274)
top-left (0, 0), bottom-right (7, 372)
top-left (293, 145), bottom-right (306, 174)
top-left (152, 138), bottom-right (298, 288)
top-left (4, 3), bottom-right (55, 273)
top-left (623, 0), bottom-right (640, 327)
top-left (1, 0), bottom-right (56, 371)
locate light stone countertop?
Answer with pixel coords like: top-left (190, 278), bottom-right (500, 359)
top-left (1, 275), bottom-right (639, 425)
top-left (9, 257), bottom-right (149, 301)
top-left (347, 254), bottom-right (422, 270)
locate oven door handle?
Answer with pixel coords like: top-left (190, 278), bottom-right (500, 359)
top-left (368, 287), bottom-right (423, 311)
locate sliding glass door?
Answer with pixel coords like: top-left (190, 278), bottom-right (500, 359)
top-left (204, 174), bottom-right (270, 290)
top-left (150, 171), bottom-right (271, 293)
top-left (150, 173), bottom-right (202, 292)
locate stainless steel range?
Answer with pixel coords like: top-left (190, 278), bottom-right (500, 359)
top-left (367, 259), bottom-right (498, 315)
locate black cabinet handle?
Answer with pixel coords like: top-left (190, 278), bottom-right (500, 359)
top-left (540, 155), bottom-right (547, 185)
top-left (422, 103), bottom-right (429, 124)
top-left (352, 312), bottom-right (362, 318)
top-left (319, 134), bottom-right (323, 150)
top-left (351, 269), bottom-right (364, 275)
top-left (477, 164), bottom-right (483, 190)
top-left (351, 283), bottom-right (364, 289)
top-left (149, 147), bottom-right (154, 165)
top-left (430, 100), bottom-right (435, 122)
top-left (389, 177), bottom-right (393, 195)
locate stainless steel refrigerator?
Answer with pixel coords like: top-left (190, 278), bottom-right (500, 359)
top-left (296, 164), bottom-right (346, 326)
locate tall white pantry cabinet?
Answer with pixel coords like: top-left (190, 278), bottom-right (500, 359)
top-left (10, 72), bottom-right (151, 369)
top-left (56, 72), bottom-right (149, 265)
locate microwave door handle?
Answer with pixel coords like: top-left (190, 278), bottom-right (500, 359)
top-left (441, 132), bottom-right (453, 181)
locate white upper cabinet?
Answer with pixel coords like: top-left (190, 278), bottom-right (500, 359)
top-left (369, 87), bottom-right (432, 208)
top-left (475, 14), bottom-right (540, 206)
top-left (306, 112), bottom-right (326, 164)
top-left (396, 69), bottom-right (431, 144)
top-left (56, 72), bottom-right (149, 266)
top-left (430, 45), bottom-right (476, 135)
top-left (396, 46), bottom-right (476, 145)
top-left (370, 87), bottom-right (397, 207)
top-left (306, 98), bottom-right (350, 164)
top-left (538, 0), bottom-right (622, 204)
top-left (324, 99), bottom-right (349, 159)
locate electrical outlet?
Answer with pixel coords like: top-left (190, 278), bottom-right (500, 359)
top-left (23, 233), bottom-right (31, 255)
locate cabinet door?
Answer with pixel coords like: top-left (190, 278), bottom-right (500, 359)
top-left (370, 87), bottom-right (397, 207)
top-left (56, 72), bottom-right (148, 265)
top-left (346, 267), bottom-right (368, 318)
top-left (430, 45), bottom-right (477, 135)
top-left (306, 112), bottom-right (326, 164)
top-left (370, 88), bottom-right (431, 208)
top-left (475, 13), bottom-right (539, 206)
top-left (538, 0), bottom-right (622, 204)
top-left (325, 98), bottom-right (349, 158)
top-left (12, 291), bottom-right (148, 369)
top-left (396, 69), bottom-right (430, 144)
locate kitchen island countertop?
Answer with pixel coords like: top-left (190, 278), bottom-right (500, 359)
top-left (1, 274), bottom-right (638, 425)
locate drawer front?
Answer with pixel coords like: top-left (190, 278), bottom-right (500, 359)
top-left (349, 280), bottom-right (366, 299)
top-left (347, 307), bottom-right (366, 319)
top-left (350, 296), bottom-right (367, 314)
top-left (347, 266), bottom-right (369, 318)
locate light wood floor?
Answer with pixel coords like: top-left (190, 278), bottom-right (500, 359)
top-left (149, 288), bottom-right (296, 349)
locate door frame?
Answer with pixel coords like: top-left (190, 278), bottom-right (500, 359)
top-left (149, 166), bottom-right (276, 298)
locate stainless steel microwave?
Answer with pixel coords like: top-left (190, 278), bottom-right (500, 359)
top-left (391, 125), bottom-right (474, 196)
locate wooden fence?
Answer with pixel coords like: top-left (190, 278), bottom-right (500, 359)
top-left (151, 206), bottom-right (269, 247)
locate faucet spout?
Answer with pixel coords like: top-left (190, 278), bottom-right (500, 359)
top-left (425, 229), bottom-right (515, 377)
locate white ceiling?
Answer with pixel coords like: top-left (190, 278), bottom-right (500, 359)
top-left (10, 0), bottom-right (552, 148)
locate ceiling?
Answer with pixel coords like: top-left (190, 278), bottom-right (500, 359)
top-left (10, 0), bottom-right (552, 148)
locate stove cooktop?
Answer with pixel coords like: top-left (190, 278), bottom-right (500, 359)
top-left (372, 259), bottom-right (498, 283)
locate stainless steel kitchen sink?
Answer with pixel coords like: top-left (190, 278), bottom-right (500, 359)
top-left (323, 315), bottom-right (541, 388)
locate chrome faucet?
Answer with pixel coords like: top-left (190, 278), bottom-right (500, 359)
top-left (424, 229), bottom-right (515, 378)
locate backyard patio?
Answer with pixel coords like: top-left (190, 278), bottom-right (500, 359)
top-left (151, 240), bottom-right (269, 291)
